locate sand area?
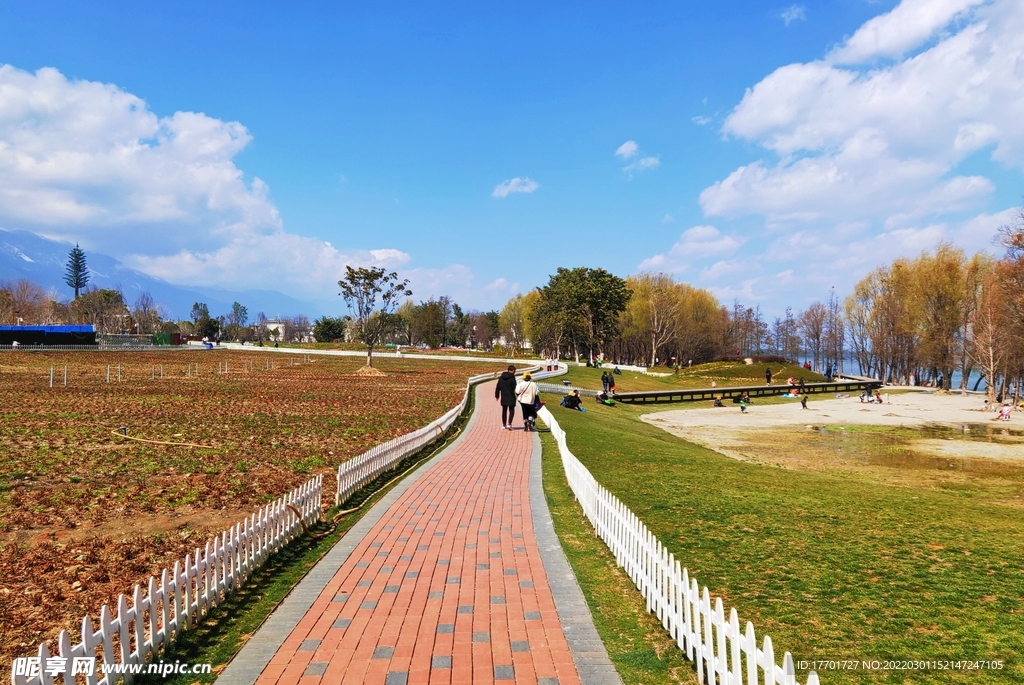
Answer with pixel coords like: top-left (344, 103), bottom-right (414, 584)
top-left (640, 390), bottom-right (1024, 463)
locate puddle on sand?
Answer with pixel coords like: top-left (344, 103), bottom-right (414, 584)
top-left (808, 423), bottom-right (1024, 477)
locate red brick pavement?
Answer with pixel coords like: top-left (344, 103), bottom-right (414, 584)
top-left (256, 384), bottom-right (581, 685)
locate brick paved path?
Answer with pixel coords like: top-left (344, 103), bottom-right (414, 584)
top-left (218, 382), bottom-right (619, 685)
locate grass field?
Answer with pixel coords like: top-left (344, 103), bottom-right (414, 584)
top-left (0, 350), bottom-right (499, 664)
top-left (538, 387), bottom-right (1024, 684)
top-left (561, 361), bottom-right (825, 394)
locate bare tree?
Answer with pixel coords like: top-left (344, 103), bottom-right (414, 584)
top-left (132, 292), bottom-right (161, 334)
top-left (799, 303), bottom-right (827, 372)
top-left (968, 268), bottom-right (1010, 401)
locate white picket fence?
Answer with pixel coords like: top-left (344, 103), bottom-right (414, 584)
top-left (12, 476), bottom-right (322, 685)
top-left (335, 363), bottom-right (565, 505)
top-left (538, 406), bottom-right (820, 685)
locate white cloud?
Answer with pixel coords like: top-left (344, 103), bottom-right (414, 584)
top-left (127, 236), bottom-right (411, 292)
top-left (692, 115), bottom-right (712, 126)
top-left (829, 0), bottom-right (984, 63)
top-left (707, 278), bottom-right (759, 303)
top-left (702, 0), bottom-right (1024, 233)
top-left (639, 225), bottom-right (743, 272)
top-left (700, 259), bottom-right (748, 280)
top-left (404, 264), bottom-right (478, 303)
top-left (781, 5), bottom-right (806, 26)
top-left (492, 177), bottom-right (540, 198)
top-left (615, 140), bottom-right (638, 159)
top-left (616, 141), bottom-right (660, 176)
top-left (625, 156), bottom-right (660, 173)
top-left (0, 64), bottom-right (414, 298)
top-left (662, 213), bottom-right (675, 223)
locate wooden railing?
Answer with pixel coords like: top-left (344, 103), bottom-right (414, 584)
top-left (613, 375), bottom-right (882, 405)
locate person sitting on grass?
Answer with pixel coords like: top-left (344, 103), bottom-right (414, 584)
top-left (712, 397), bottom-right (725, 407)
top-left (560, 390), bottom-right (585, 411)
top-left (596, 391), bottom-right (614, 406)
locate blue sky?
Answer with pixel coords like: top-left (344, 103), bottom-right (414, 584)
top-left (1, 0), bottom-right (1022, 317)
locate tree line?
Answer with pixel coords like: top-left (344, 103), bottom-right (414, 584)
top-left (843, 220), bottom-right (1024, 399)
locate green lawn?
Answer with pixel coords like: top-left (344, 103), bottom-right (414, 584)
top-left (560, 361), bottom-right (825, 394)
top-left (539, 394), bottom-right (1024, 684)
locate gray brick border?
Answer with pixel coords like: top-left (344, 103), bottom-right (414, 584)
top-left (530, 429), bottom-right (623, 685)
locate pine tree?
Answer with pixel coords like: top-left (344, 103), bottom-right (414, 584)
top-left (64, 244), bottom-right (90, 299)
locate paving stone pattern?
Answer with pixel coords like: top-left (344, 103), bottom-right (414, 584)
top-left (242, 384), bottom-right (603, 685)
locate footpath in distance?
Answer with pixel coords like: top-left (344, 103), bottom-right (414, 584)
top-left (217, 382), bottom-right (620, 685)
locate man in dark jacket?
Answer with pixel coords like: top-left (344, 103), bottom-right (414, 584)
top-left (495, 365), bottom-right (518, 429)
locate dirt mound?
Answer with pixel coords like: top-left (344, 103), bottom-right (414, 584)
top-left (353, 365), bottom-right (387, 377)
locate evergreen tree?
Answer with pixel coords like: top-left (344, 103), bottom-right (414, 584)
top-left (64, 244), bottom-right (90, 299)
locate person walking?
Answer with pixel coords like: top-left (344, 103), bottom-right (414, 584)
top-left (495, 365), bottom-right (518, 429)
top-left (765, 367), bottom-right (773, 385)
top-left (516, 372), bottom-right (540, 431)
top-left (601, 371), bottom-right (611, 393)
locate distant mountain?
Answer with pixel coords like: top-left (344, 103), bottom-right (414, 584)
top-left (0, 228), bottom-right (321, 320)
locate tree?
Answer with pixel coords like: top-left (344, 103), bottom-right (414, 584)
top-left (64, 244), bottom-right (90, 299)
top-left (196, 315), bottom-right (220, 339)
top-left (338, 266), bottom-right (412, 367)
top-left (131, 292), bottom-right (161, 334)
top-left (799, 303), bottom-right (827, 372)
top-left (72, 288), bottom-right (128, 333)
top-left (968, 266), bottom-right (1008, 401)
top-left (291, 315), bottom-right (312, 342)
top-left (915, 244), bottom-right (968, 389)
top-left (532, 267), bottom-right (631, 361)
top-left (191, 302), bottom-right (210, 325)
top-left (229, 302), bottom-right (249, 327)
top-left (188, 302), bottom-right (218, 339)
top-left (1, 280), bottom-right (48, 324)
top-left (500, 295), bottom-right (529, 356)
top-left (620, 273), bottom-right (684, 366)
top-left (410, 300), bottom-right (445, 348)
top-left (224, 301), bottom-right (250, 340)
top-left (253, 311), bottom-right (269, 343)
top-left (312, 316), bottom-right (347, 342)
top-left (823, 287), bottom-right (846, 374)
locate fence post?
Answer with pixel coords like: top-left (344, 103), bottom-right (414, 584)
top-left (118, 365), bottom-right (122, 382)
top-left (64, 366), bottom-right (67, 386)
top-left (49, 367), bottom-right (53, 388)
top-left (107, 365), bottom-right (110, 383)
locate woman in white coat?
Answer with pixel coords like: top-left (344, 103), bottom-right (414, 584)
top-left (515, 372), bottom-right (540, 431)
